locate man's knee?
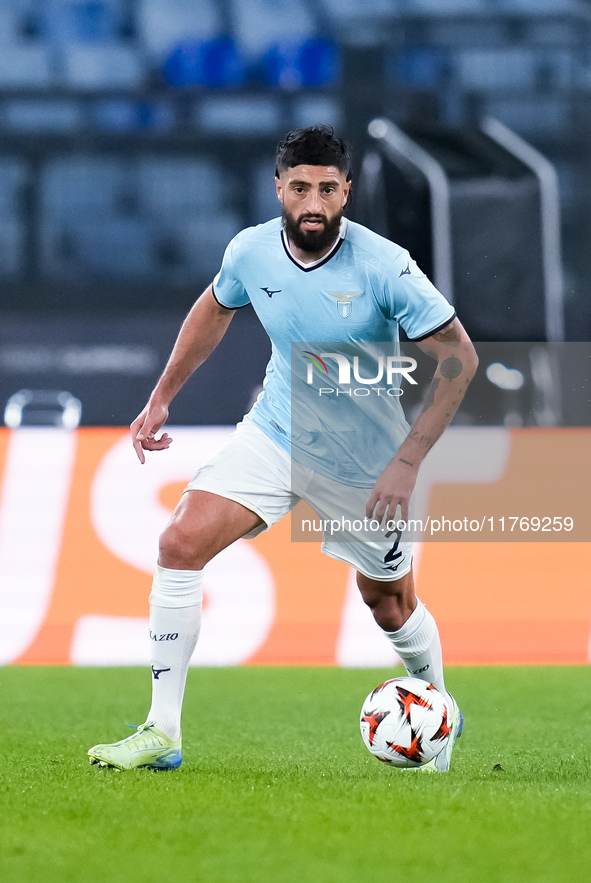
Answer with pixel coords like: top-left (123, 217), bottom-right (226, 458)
top-left (159, 521), bottom-right (206, 570)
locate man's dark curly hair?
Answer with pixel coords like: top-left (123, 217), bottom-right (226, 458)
top-left (275, 124), bottom-right (352, 180)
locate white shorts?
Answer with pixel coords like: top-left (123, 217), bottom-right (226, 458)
top-left (186, 419), bottom-right (413, 582)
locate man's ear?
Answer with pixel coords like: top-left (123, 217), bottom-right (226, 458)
top-left (275, 177), bottom-right (283, 203)
top-left (343, 180), bottom-right (352, 207)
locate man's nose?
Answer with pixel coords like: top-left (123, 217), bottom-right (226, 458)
top-left (304, 189), bottom-right (323, 215)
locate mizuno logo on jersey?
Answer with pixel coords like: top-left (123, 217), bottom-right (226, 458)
top-left (260, 287), bottom-right (282, 298)
top-left (326, 290), bottom-right (363, 318)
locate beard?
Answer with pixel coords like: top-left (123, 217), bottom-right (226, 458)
top-left (282, 206), bottom-right (344, 255)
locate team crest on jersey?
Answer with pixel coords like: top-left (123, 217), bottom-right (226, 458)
top-left (327, 290), bottom-right (363, 318)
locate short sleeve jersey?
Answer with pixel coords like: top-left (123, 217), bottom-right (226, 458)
top-left (213, 217), bottom-right (455, 484)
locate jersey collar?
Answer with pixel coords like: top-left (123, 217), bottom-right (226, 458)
top-left (281, 218), bottom-right (347, 272)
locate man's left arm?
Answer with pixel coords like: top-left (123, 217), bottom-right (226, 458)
top-left (366, 317), bottom-right (479, 522)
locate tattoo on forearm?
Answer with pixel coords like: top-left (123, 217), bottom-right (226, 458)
top-left (409, 430), bottom-right (434, 449)
top-left (423, 377), bottom-right (440, 410)
top-left (441, 356), bottom-right (463, 379)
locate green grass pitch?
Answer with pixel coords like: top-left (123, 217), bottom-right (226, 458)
top-left (1, 665), bottom-right (590, 883)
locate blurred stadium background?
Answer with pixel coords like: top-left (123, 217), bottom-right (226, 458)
top-left (1, 0), bottom-right (591, 422)
top-left (1, 0), bottom-right (590, 667)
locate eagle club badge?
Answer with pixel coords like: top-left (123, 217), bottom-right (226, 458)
top-left (327, 290), bottom-right (363, 318)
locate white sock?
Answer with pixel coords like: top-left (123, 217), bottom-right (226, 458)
top-left (383, 599), bottom-right (446, 693)
top-left (146, 564), bottom-right (203, 741)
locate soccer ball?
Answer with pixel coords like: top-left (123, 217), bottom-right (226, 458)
top-left (360, 676), bottom-right (453, 768)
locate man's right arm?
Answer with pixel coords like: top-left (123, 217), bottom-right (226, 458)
top-left (131, 285), bottom-right (236, 463)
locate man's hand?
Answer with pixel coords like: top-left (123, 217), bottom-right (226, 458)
top-left (130, 401), bottom-right (172, 464)
top-left (366, 317), bottom-right (478, 524)
top-left (127, 285), bottom-right (236, 464)
top-left (366, 457), bottom-right (418, 524)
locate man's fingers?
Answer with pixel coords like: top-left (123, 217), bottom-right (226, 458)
top-left (130, 409), bottom-right (171, 463)
top-left (368, 498), bottom-right (387, 524)
top-left (365, 490), bottom-right (378, 520)
top-left (133, 440), bottom-right (146, 465)
top-left (375, 503), bottom-right (389, 524)
top-left (143, 433), bottom-right (172, 450)
top-left (369, 496), bottom-right (404, 526)
top-left (366, 492), bottom-right (392, 523)
top-left (134, 419), bottom-right (152, 443)
top-left (136, 432), bottom-right (173, 455)
top-left (131, 418), bottom-right (146, 463)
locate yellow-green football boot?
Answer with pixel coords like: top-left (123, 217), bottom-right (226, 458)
top-left (88, 722), bottom-right (182, 771)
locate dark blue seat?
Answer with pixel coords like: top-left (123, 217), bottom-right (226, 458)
top-left (163, 36), bottom-right (246, 88)
top-left (262, 37), bottom-right (340, 89)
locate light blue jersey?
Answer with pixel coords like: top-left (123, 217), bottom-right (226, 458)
top-left (213, 217), bottom-right (455, 485)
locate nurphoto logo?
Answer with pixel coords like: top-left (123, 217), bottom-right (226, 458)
top-left (303, 351), bottom-right (418, 397)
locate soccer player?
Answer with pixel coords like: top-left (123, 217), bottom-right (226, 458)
top-left (88, 125), bottom-right (478, 772)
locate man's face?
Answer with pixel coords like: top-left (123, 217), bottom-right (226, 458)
top-left (275, 165), bottom-right (351, 254)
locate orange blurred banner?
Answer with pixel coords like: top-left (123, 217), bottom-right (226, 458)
top-left (0, 426), bottom-right (589, 667)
